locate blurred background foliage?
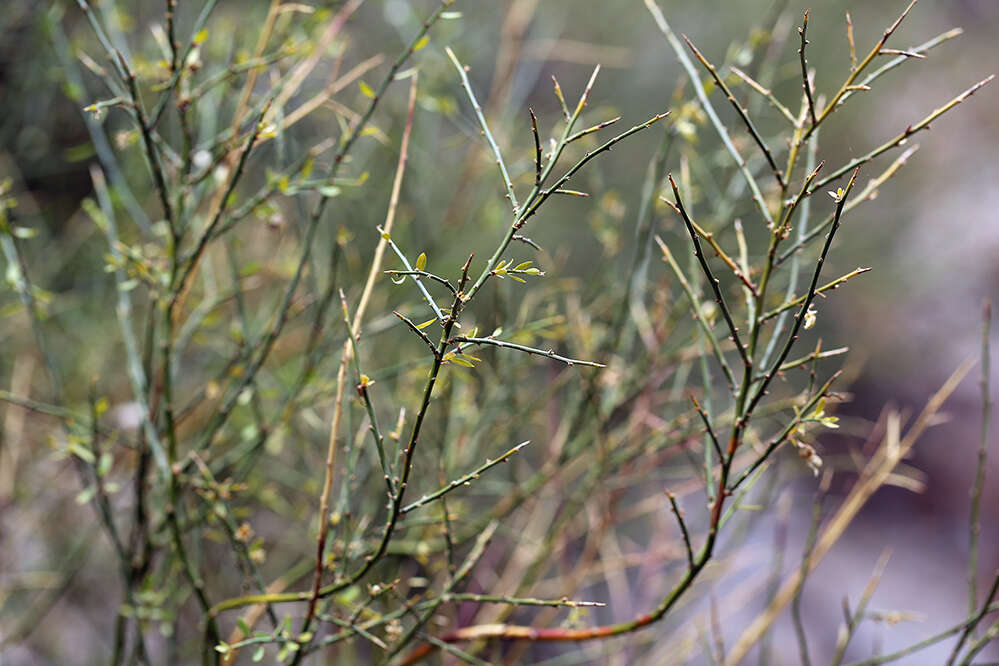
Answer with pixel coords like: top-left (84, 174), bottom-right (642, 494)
top-left (0, 0), bottom-right (996, 664)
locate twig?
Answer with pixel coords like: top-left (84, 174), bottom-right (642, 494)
top-left (968, 300), bottom-right (992, 615)
top-left (666, 491), bottom-right (695, 568)
top-left (760, 268), bottom-right (872, 322)
top-left (729, 66), bottom-right (797, 125)
top-left (644, 0), bottom-right (775, 229)
top-left (947, 570), bottom-right (999, 665)
top-left (683, 35), bottom-right (786, 189)
top-left (379, 227), bottom-right (446, 322)
top-left (384, 270), bottom-right (457, 295)
top-left (811, 76), bottom-right (994, 193)
top-left (444, 593), bottom-right (605, 608)
top-left (726, 359), bottom-right (975, 664)
top-left (798, 11), bottom-right (818, 126)
top-left (450, 336), bottom-right (604, 368)
top-left (655, 236), bottom-right (737, 391)
top-left (400, 441), bottom-right (530, 514)
top-left (830, 549), bottom-right (893, 666)
top-left (803, 0), bottom-right (919, 140)
top-left (846, 11), bottom-right (857, 71)
top-left (747, 169), bottom-right (860, 418)
top-left (777, 145), bottom-right (919, 267)
top-left (529, 107), bottom-right (541, 186)
top-left (668, 174), bottom-right (752, 370)
top-left (689, 394), bottom-right (724, 462)
top-left (446, 46), bottom-right (520, 213)
top-left (299, 70), bottom-right (423, 644)
top-left (685, 216), bottom-right (759, 297)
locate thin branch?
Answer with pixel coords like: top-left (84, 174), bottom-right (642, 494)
top-left (947, 569), bottom-right (999, 665)
top-left (450, 336), bottom-right (604, 368)
top-left (689, 394), bottom-right (724, 462)
top-left (384, 270), bottom-right (457, 295)
top-left (779, 347), bottom-right (850, 373)
top-left (798, 11), bottom-right (818, 126)
top-left (684, 216), bottom-right (758, 297)
top-left (760, 267), bottom-right (872, 322)
top-left (379, 226), bottom-right (446, 322)
top-left (968, 300), bottom-right (992, 615)
top-left (447, 593), bottom-right (604, 608)
top-left (668, 174), bottom-right (752, 369)
top-left (846, 11), bottom-right (857, 71)
top-left (747, 169), bottom-right (860, 417)
top-left (729, 66), bottom-right (797, 126)
top-left (446, 46), bottom-right (519, 213)
top-left (666, 491), bottom-right (695, 568)
top-left (810, 76), bottom-right (994, 193)
top-left (644, 0), bottom-right (775, 229)
top-left (830, 549), bottom-right (893, 666)
top-left (655, 235), bottom-right (737, 392)
top-left (803, 0), bottom-right (919, 140)
top-left (394, 311), bottom-right (440, 357)
top-left (683, 35), bottom-right (786, 188)
top-left (529, 107), bottom-right (541, 186)
top-left (400, 441), bottom-right (530, 514)
top-left (777, 145), bottom-right (919, 267)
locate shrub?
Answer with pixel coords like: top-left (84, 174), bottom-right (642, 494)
top-left (0, 1), bottom-right (993, 664)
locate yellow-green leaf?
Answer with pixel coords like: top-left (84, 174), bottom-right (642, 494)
top-left (416, 318), bottom-right (436, 330)
top-left (415, 252), bottom-right (427, 271)
top-left (413, 35), bottom-right (430, 52)
top-left (359, 81), bottom-right (375, 99)
top-left (193, 29), bottom-right (209, 45)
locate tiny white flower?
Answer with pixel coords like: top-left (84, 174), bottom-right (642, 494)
top-left (803, 305), bottom-right (817, 330)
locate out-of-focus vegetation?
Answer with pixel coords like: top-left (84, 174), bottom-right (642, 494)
top-left (0, 1), bottom-right (996, 664)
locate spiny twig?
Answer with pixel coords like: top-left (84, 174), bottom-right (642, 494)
top-left (798, 11), bottom-right (818, 126)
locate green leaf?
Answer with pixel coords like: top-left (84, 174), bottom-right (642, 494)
top-left (97, 452), bottom-right (112, 477)
top-left (193, 28), bottom-right (209, 45)
top-left (318, 185), bottom-right (341, 198)
top-left (415, 252), bottom-right (427, 271)
top-left (359, 81), bottom-right (375, 99)
top-left (514, 261), bottom-right (533, 271)
top-left (252, 646), bottom-right (265, 662)
top-left (413, 35), bottom-right (430, 51)
top-left (416, 318), bottom-right (436, 330)
top-left (75, 485), bottom-right (96, 505)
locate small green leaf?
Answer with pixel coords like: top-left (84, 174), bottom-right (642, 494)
top-left (415, 252), bottom-right (427, 271)
top-left (75, 485), bottom-right (96, 505)
top-left (193, 28), bottom-right (209, 45)
top-left (514, 261), bottom-right (533, 271)
top-left (416, 318), bottom-right (436, 330)
top-left (237, 618), bottom-right (251, 635)
top-left (97, 452), bottom-right (113, 477)
top-left (413, 35), bottom-right (430, 51)
top-left (359, 81), bottom-right (375, 99)
top-left (252, 646), bottom-right (265, 662)
top-left (318, 185), bottom-right (341, 198)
